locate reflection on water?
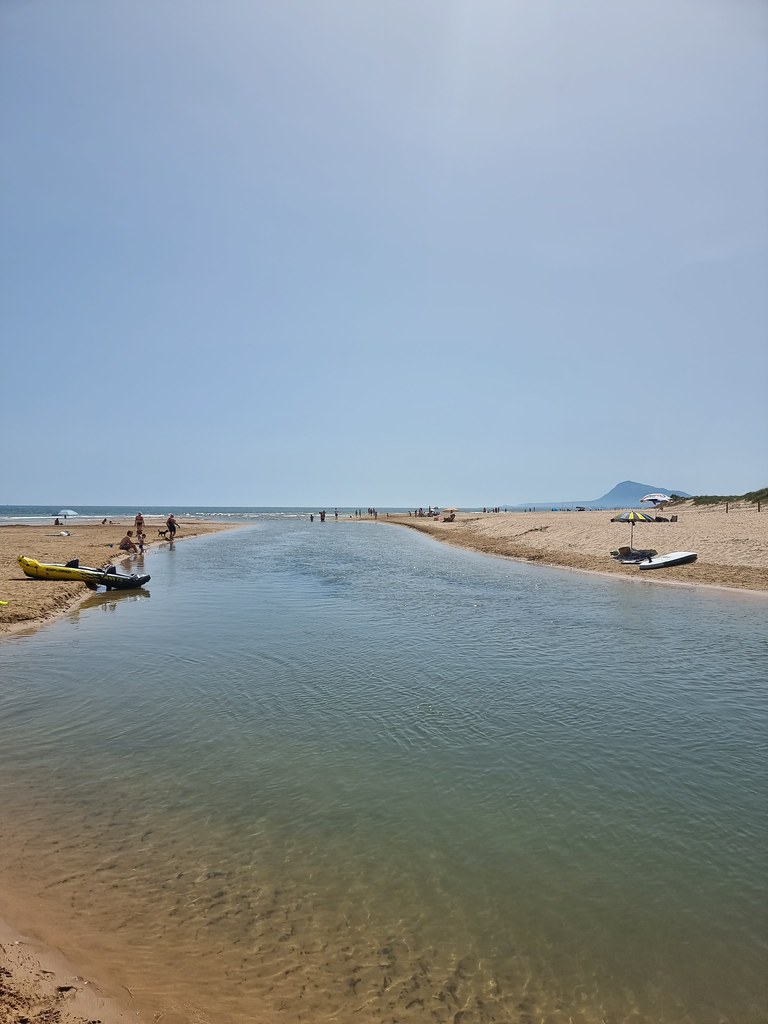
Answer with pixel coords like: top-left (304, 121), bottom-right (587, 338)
top-left (76, 589), bottom-right (151, 616)
top-left (0, 521), bottom-right (765, 1024)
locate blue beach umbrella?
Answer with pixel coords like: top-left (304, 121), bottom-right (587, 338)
top-left (58, 508), bottom-right (78, 519)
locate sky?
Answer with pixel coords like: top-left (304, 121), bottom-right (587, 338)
top-left (1, 0), bottom-right (766, 507)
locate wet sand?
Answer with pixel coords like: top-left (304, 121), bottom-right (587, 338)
top-left (383, 501), bottom-right (768, 593)
top-left (0, 917), bottom-right (146, 1024)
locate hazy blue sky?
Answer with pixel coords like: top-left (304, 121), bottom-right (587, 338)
top-left (2, 1), bottom-right (766, 507)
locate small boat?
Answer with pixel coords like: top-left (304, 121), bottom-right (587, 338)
top-left (18, 556), bottom-right (150, 590)
top-left (638, 551), bottom-right (697, 570)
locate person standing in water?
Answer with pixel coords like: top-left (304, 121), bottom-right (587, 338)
top-left (166, 514), bottom-right (177, 541)
top-left (134, 511), bottom-right (145, 550)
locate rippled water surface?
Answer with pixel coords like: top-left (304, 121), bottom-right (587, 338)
top-left (0, 521), bottom-right (766, 1023)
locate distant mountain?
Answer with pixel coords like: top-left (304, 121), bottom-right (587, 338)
top-left (509, 480), bottom-right (691, 511)
top-left (590, 480), bottom-right (691, 508)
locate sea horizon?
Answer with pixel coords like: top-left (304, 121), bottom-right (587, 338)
top-left (0, 500), bottom-right (655, 526)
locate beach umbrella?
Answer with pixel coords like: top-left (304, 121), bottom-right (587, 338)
top-left (640, 492), bottom-right (671, 506)
top-left (58, 509), bottom-right (78, 519)
top-left (610, 509), bottom-right (656, 548)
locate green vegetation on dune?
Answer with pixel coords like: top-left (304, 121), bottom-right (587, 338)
top-left (680, 486), bottom-right (768, 506)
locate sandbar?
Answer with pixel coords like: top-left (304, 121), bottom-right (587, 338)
top-left (382, 501), bottom-right (768, 593)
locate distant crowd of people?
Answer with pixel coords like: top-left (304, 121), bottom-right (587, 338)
top-left (310, 508), bottom-right (380, 522)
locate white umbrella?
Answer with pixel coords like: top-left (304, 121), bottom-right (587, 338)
top-left (58, 508), bottom-right (79, 518)
top-left (640, 493), bottom-right (670, 506)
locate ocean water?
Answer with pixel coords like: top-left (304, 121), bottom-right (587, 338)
top-left (0, 519), bottom-right (765, 1023)
top-left (0, 503), bottom-right (362, 524)
top-left (0, 504), bottom-right (435, 523)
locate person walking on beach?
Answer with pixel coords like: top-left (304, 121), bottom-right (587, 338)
top-left (166, 514), bottom-right (177, 541)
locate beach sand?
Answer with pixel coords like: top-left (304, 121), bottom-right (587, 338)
top-left (384, 501), bottom-right (768, 592)
top-left (0, 517), bottom-right (238, 637)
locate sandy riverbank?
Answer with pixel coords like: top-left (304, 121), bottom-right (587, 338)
top-left (0, 517), bottom-right (240, 636)
top-left (384, 501), bottom-right (768, 592)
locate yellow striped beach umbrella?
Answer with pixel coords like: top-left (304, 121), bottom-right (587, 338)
top-left (610, 509), bottom-right (656, 548)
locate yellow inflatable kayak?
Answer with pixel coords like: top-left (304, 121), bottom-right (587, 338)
top-left (18, 556), bottom-right (150, 591)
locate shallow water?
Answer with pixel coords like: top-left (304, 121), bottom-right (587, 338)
top-left (0, 521), bottom-right (766, 1023)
